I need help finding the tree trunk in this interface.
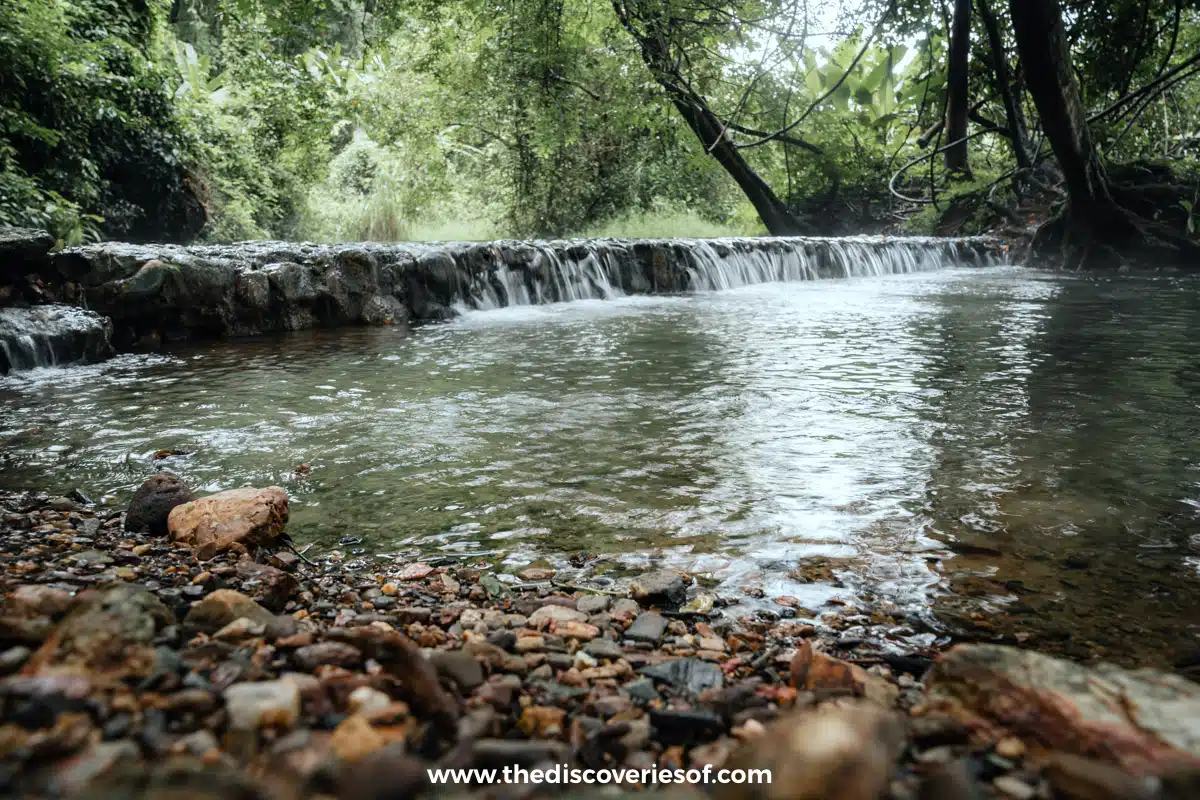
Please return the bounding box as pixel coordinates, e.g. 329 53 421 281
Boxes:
1008 0 1197 268
667 94 807 236
977 0 1031 170
1008 0 1139 266
611 0 809 236
944 0 972 175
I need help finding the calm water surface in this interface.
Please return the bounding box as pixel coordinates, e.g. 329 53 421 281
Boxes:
3 265 1198 665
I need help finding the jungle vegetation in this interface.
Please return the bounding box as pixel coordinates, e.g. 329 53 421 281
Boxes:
1 0 1198 266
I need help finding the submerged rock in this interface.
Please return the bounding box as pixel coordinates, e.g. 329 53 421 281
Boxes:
125 472 194 536
921 644 1200 773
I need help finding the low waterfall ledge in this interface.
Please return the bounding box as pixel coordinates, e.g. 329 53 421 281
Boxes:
3 234 1005 363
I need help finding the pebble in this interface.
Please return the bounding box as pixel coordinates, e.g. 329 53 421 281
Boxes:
993 775 1038 799
576 594 611 614
626 611 669 642
528 604 588 626
223 680 301 731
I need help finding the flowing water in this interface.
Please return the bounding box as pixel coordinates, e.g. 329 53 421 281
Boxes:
2 263 1199 667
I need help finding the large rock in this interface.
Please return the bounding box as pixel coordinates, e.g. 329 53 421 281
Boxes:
0 227 54 283
0 305 114 374
168 486 289 557
125 472 193 536
183 589 276 634
920 644 1200 774
629 570 689 607
716 701 904 800
21 584 172 682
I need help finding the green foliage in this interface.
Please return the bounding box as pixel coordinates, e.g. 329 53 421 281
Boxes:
0 0 201 243
4 0 1198 245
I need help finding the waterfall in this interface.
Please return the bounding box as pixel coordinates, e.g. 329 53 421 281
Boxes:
446 235 1000 311
0 305 114 374
47 233 1005 349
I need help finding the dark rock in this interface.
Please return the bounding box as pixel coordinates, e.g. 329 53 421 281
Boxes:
125 472 193 536
584 638 624 660
641 657 724 694
626 612 668 643
337 744 430 800
649 709 725 746
629 570 688 607
429 648 485 691
620 677 662 703
234 561 299 612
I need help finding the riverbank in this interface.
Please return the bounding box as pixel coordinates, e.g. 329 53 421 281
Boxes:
1 486 1198 799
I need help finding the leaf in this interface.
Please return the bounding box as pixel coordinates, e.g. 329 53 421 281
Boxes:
854 86 874 106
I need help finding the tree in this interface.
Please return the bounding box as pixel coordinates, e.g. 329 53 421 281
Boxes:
943 0 972 175
1009 0 1198 268
610 0 811 235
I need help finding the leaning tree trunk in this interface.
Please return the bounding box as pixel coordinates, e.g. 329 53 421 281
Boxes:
666 94 807 236
1008 0 1151 268
611 0 809 236
944 0 973 175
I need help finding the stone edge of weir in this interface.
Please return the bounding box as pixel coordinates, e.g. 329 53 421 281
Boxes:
0 228 1009 373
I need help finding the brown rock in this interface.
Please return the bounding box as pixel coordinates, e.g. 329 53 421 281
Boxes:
22 584 171 682
7 586 75 618
336 744 430 799
183 589 275 634
1043 753 1161 800
518 568 556 581
294 642 363 671
168 486 289 556
716 701 904 800
125 472 193 536
396 563 432 581
325 627 458 737
331 715 386 763
235 561 299 612
922 644 1200 773
790 640 865 693
519 705 566 738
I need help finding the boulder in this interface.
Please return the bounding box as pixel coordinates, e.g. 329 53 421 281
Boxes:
125 472 193 536
168 486 289 556
21 584 172 682
716 701 904 800
0 227 54 283
920 644 1200 774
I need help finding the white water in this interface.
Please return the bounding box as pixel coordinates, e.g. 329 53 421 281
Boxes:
453 235 996 312
0 305 113 373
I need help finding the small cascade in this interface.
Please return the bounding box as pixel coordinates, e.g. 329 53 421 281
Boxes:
0 305 114 374
49 233 1005 345
445 235 1000 311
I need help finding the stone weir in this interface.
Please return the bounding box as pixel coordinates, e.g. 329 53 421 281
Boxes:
1 234 1004 371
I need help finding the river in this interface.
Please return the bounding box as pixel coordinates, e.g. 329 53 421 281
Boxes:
2 264 1198 667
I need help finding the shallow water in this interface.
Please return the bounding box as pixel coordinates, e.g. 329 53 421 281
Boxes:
3 265 1199 665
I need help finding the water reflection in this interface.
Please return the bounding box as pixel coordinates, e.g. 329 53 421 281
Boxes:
2 266 1198 666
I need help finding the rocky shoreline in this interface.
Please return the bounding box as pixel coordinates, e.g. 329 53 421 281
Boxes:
1 482 1198 800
